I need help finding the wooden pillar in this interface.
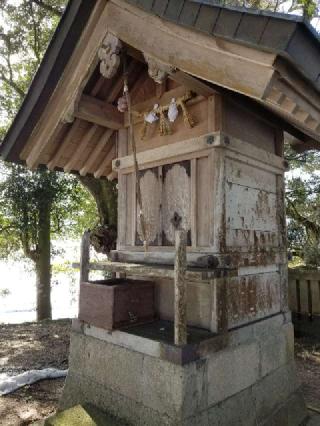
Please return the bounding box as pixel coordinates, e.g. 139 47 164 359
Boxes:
174 230 187 346
80 230 91 284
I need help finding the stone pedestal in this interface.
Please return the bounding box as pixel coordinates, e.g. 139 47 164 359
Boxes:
60 313 307 425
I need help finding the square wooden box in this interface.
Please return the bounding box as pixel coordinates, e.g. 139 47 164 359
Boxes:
79 278 155 330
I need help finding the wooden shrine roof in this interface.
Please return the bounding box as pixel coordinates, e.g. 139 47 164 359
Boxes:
130 0 320 88
1 0 320 170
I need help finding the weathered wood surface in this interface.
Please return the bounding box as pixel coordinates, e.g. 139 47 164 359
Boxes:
227 271 281 328
72 261 236 281
174 230 187 345
113 133 217 172
136 168 160 245
80 230 91 284
225 156 279 251
64 125 99 173
75 95 124 129
80 129 113 176
162 162 191 246
106 0 276 100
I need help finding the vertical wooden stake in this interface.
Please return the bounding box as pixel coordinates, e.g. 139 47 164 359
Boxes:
174 230 187 346
80 230 90 284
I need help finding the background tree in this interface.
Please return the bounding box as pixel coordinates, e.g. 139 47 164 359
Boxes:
0 0 118 239
285 146 320 265
0 164 98 319
0 0 115 318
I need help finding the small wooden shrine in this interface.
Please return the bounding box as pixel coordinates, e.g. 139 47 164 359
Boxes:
2 0 320 424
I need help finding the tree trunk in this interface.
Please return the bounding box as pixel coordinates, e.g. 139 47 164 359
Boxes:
35 201 52 320
77 176 117 227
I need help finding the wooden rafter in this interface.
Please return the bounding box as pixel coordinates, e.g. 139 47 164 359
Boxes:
94 143 116 178
47 119 82 171
80 129 114 176
74 95 124 129
24 0 110 169
64 124 99 173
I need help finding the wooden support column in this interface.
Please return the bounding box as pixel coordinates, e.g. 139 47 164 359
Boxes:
174 230 187 346
80 230 91 284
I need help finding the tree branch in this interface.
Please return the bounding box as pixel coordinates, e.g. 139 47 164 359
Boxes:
0 71 26 99
30 0 63 17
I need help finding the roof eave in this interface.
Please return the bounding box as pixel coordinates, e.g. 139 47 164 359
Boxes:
0 0 97 163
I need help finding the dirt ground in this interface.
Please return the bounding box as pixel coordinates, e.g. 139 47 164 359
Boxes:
0 320 71 425
0 319 320 425
295 335 320 412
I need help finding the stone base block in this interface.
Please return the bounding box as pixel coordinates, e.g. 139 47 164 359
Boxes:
60 314 308 425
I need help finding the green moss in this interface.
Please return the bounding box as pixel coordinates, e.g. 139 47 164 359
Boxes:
46 404 126 426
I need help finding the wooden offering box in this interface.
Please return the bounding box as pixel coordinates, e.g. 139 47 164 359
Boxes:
79 278 155 331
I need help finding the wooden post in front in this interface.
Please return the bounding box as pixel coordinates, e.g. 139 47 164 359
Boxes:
80 230 91 284
174 230 187 346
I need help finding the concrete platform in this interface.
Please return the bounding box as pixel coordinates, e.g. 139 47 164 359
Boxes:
307 412 320 425
60 313 308 425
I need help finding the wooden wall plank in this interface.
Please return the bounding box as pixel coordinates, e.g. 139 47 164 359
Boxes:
191 158 197 248
197 156 210 247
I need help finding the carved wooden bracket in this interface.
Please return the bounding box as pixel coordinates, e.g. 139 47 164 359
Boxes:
143 53 175 84
98 33 122 79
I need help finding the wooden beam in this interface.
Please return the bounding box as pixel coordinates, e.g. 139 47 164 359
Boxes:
94 143 116 178
47 119 82 171
79 129 113 176
74 95 124 129
290 138 320 152
91 75 106 97
72 260 233 281
174 230 187 346
169 70 217 97
64 124 98 173
106 0 275 99
112 132 216 172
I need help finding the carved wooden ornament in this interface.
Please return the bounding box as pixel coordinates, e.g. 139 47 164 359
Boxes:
143 53 175 84
98 33 122 79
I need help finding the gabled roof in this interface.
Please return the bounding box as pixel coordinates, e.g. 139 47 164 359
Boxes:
1 0 320 165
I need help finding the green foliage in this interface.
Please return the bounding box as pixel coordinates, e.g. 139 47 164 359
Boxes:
0 0 66 138
0 0 99 263
285 145 320 266
0 163 98 260
303 244 320 267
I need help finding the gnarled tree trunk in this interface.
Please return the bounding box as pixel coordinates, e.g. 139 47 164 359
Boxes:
78 176 118 253
78 176 117 227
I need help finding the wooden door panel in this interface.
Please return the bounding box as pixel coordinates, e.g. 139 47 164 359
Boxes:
136 167 160 246
162 160 191 246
